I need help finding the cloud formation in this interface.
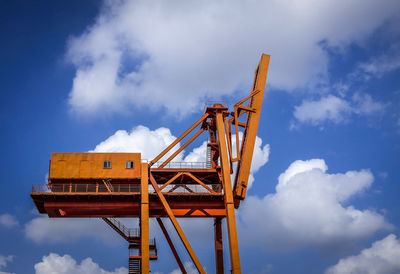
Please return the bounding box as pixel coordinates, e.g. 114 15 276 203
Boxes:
24 217 120 244
238 159 391 250
0 214 18 228
325 234 400 274
66 0 400 116
34 253 127 274
92 125 182 162
0 254 13 270
292 93 386 127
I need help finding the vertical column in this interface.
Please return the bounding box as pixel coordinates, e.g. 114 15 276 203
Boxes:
215 112 241 273
141 163 149 273
214 217 224 274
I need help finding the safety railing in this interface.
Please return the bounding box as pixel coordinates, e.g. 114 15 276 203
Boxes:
159 184 223 194
151 162 209 169
106 217 140 238
129 238 157 256
31 184 141 193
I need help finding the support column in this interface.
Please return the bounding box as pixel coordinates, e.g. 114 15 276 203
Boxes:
216 112 241 273
140 163 149 273
214 217 224 274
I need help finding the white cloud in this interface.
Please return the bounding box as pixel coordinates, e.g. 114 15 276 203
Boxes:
0 214 18 228
24 217 121 244
292 94 386 127
325 234 400 274
34 253 127 274
238 159 391 250
92 125 183 162
0 255 13 269
354 47 400 81
170 261 198 274
66 0 400 116
351 93 387 116
293 95 351 126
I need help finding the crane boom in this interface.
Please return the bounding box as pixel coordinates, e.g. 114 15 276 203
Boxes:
233 54 270 201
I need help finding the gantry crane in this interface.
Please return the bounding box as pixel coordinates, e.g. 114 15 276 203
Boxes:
31 54 270 273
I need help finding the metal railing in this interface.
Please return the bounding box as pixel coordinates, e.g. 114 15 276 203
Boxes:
31 184 141 193
159 184 222 194
151 162 209 169
107 217 140 238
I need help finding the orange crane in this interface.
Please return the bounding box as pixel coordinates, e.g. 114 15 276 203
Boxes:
31 53 270 273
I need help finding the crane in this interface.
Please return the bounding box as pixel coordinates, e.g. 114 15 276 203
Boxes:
31 53 270 273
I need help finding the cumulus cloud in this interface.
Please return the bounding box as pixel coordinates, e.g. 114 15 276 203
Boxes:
24 217 120 244
66 0 400 116
293 95 351 126
292 94 386 127
92 125 182 162
325 234 400 274
238 159 391 250
0 214 18 228
34 253 127 274
0 255 13 269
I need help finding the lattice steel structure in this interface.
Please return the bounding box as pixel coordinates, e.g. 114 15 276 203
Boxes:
31 54 270 273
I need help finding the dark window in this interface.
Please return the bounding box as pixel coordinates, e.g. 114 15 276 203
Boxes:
103 160 111 169
126 161 134 169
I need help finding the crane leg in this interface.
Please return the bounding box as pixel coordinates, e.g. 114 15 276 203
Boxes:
141 163 150 273
216 112 241 274
214 217 224 274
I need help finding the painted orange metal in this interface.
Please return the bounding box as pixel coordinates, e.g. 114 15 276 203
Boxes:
30 54 271 273
216 111 241 273
150 173 206 273
49 153 141 181
233 54 270 201
214 218 224 274
140 163 150 273
156 218 187 274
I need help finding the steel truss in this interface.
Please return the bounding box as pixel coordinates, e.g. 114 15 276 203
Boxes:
31 54 270 273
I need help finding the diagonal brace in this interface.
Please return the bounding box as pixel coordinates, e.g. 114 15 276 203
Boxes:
150 173 205 274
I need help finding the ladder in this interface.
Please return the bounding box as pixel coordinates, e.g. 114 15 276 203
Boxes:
206 145 212 168
129 258 140 274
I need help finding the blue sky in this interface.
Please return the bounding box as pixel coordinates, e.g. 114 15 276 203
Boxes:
1 1 400 273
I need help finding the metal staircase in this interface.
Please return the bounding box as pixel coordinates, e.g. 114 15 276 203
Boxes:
206 145 212 168
129 258 141 274
102 217 157 273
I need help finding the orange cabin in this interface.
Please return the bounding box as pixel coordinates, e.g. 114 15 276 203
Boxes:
49 153 142 184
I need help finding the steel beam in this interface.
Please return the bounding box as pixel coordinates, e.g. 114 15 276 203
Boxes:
216 112 241 273
159 128 205 168
214 218 224 274
233 54 270 200
150 173 205 274
141 163 149 273
156 218 187 274
150 113 208 166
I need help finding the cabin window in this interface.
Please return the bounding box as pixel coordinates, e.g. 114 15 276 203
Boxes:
126 161 134 169
103 160 112 169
